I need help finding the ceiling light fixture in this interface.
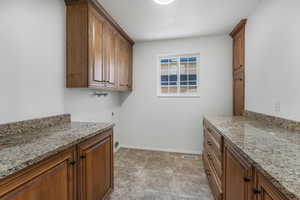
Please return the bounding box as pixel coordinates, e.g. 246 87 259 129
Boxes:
153 0 175 5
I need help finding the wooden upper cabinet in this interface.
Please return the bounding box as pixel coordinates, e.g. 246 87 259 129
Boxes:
65 0 134 91
78 130 113 200
223 143 253 200
230 19 246 116
88 7 105 87
0 148 76 200
115 34 133 91
102 22 116 87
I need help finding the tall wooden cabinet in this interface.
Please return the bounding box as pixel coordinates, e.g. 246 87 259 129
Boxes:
230 19 247 116
65 0 134 91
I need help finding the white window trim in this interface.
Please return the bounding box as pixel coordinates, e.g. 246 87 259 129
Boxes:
157 53 200 98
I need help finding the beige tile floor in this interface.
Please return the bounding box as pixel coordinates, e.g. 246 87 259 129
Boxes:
108 148 214 200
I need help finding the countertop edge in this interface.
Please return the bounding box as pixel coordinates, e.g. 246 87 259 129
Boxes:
204 117 299 200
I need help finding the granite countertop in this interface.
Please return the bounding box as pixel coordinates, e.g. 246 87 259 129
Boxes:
0 119 114 179
205 115 300 200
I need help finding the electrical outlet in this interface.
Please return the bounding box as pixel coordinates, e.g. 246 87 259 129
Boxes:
275 101 281 113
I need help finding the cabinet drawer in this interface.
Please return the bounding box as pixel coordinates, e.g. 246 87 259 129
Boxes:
204 120 222 148
205 144 222 179
203 152 222 200
204 130 222 161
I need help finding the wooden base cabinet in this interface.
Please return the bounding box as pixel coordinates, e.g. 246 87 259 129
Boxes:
78 130 113 200
255 172 288 200
203 120 223 200
203 119 291 200
223 143 254 200
0 148 77 200
0 129 114 200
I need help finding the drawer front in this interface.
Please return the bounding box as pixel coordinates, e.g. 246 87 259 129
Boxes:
205 143 222 179
204 130 222 161
204 120 222 145
203 152 222 200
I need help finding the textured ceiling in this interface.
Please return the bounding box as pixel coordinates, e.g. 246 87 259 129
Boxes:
98 0 261 41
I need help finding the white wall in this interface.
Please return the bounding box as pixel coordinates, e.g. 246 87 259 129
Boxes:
64 89 122 148
0 0 121 136
0 0 233 154
119 36 232 154
245 0 300 121
0 0 65 123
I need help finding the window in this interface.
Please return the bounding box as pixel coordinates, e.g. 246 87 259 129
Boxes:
157 54 200 97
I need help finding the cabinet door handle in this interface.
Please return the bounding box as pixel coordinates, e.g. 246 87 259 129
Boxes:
205 169 211 176
120 84 129 86
252 188 261 195
69 161 76 166
244 177 252 182
80 155 86 159
207 153 212 160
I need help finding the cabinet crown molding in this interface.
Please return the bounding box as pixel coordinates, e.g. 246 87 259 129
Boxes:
230 19 247 38
64 0 134 45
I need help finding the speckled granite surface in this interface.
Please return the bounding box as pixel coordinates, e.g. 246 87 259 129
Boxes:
0 115 114 179
0 114 71 136
245 110 300 132
205 115 300 200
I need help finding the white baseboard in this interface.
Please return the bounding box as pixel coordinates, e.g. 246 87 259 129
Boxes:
114 145 121 153
119 145 202 155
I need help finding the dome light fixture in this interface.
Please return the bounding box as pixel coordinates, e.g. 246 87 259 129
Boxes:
153 0 175 5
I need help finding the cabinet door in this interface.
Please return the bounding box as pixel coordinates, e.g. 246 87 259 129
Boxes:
78 131 113 200
256 172 288 200
233 71 244 116
116 35 132 91
223 144 253 200
0 149 76 200
231 21 245 116
103 22 116 87
233 29 245 72
88 7 105 87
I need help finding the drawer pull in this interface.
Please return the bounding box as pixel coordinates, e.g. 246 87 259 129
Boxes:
80 155 86 159
69 161 76 166
244 177 252 182
207 153 212 160
205 169 211 176
252 188 261 195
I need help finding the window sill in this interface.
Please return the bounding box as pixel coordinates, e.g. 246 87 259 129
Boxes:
157 94 200 98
